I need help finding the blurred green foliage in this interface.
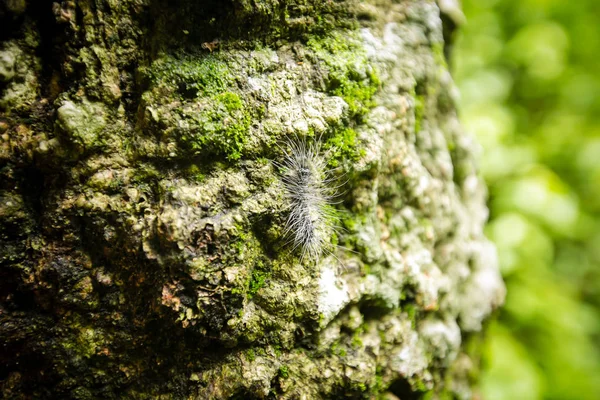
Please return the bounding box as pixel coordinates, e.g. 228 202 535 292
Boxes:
453 0 600 399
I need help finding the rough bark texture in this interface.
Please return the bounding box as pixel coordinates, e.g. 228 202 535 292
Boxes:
0 0 505 398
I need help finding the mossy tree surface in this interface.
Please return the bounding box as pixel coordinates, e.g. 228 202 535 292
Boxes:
0 0 504 399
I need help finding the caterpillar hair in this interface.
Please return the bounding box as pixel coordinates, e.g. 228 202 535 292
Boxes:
275 135 343 263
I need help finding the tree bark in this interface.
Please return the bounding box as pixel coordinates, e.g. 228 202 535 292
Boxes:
0 0 505 398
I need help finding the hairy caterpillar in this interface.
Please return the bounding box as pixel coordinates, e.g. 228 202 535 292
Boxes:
275 136 343 262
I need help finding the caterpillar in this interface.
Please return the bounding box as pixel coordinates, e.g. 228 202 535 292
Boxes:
276 136 342 262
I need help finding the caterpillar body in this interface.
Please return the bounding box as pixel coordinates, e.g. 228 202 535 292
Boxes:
276 137 341 262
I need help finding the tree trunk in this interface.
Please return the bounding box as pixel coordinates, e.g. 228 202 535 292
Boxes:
0 0 505 398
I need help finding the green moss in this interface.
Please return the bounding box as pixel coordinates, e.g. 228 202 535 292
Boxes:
255 347 267 357
351 334 363 348
374 369 385 394
324 127 365 167
305 31 379 173
246 348 256 361
145 54 234 97
131 166 158 183
185 165 206 183
362 264 372 275
218 92 243 112
329 70 379 119
351 323 366 348
342 216 357 231
412 377 430 393
307 31 380 121
248 260 271 298
62 327 104 360
330 340 348 357
330 340 339 353
403 304 418 329
180 92 251 161
318 313 326 325
144 52 257 161
278 365 290 379
414 94 425 133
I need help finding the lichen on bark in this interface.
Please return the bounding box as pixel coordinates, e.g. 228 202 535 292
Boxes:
0 0 504 399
